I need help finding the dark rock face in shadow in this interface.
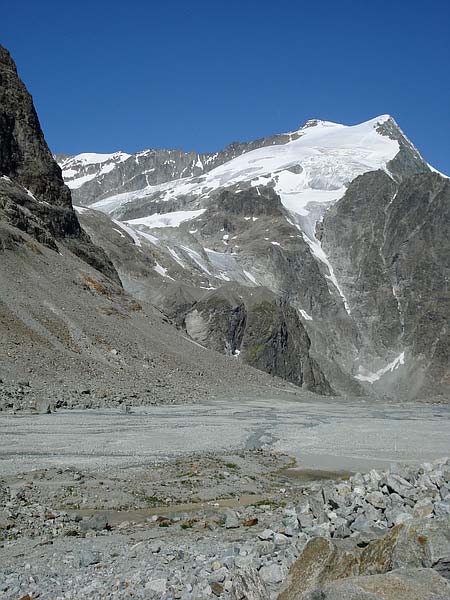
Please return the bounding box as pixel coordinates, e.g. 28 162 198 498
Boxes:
0 45 119 283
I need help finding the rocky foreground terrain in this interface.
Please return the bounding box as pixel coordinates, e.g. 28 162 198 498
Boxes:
2 450 450 599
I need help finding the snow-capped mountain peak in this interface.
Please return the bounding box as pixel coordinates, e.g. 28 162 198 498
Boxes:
58 151 131 190
69 115 407 320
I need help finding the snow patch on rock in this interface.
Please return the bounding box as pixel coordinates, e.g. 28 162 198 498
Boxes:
125 209 206 229
356 352 406 383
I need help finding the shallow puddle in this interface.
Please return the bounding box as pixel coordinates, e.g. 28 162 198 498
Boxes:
69 493 267 524
282 467 352 482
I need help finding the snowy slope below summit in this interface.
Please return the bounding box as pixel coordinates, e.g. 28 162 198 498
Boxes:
89 115 399 220
68 116 403 311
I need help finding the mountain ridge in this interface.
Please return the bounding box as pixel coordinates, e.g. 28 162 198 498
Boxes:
59 112 450 399
59 114 429 209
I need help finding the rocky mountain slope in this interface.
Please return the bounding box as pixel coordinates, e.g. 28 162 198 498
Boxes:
59 114 450 399
0 44 308 408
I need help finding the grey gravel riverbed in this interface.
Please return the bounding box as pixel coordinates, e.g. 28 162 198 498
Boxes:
1 397 450 476
1 397 450 600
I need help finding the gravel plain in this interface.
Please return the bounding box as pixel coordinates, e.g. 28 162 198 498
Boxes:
1 397 450 476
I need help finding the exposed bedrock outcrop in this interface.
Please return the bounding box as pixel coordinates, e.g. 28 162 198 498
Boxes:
178 284 334 395
0 45 119 282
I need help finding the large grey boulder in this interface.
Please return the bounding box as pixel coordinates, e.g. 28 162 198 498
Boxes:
385 474 415 498
278 537 360 600
435 501 450 518
230 566 269 600
302 568 450 600
259 563 284 584
77 549 101 567
79 512 109 532
366 491 386 509
390 517 450 576
279 517 450 599
224 510 240 529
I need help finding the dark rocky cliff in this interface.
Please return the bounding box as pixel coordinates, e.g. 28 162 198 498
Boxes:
180 284 334 395
0 45 119 282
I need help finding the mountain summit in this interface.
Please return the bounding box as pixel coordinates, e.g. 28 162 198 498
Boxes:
59 114 404 208
58 113 450 399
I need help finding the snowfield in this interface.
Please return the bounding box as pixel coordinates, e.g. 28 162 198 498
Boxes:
125 209 206 229
89 115 399 219
86 117 399 314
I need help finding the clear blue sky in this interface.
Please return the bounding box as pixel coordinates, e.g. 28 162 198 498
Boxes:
2 0 449 173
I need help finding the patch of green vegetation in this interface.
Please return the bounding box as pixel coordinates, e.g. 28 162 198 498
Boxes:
245 343 265 363
204 296 230 308
132 491 168 507
224 462 239 471
271 456 297 475
253 301 277 316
